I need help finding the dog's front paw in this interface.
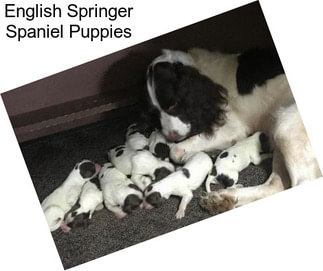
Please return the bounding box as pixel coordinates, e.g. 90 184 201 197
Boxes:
175 209 186 219
200 189 237 215
115 212 127 219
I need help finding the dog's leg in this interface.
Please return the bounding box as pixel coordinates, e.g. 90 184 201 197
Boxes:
175 192 193 219
95 203 104 211
131 174 151 191
106 205 127 219
251 153 273 166
66 188 82 207
273 105 322 187
200 149 287 215
171 121 248 164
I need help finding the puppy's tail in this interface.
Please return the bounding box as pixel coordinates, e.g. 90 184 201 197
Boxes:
205 165 218 192
205 175 216 193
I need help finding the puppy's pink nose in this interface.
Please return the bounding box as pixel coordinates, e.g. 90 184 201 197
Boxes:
95 164 101 173
166 131 181 142
142 199 153 210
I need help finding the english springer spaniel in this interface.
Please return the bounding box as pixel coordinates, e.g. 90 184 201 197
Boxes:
145 48 321 214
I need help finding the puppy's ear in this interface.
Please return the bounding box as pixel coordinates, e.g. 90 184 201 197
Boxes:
146 192 163 208
123 194 142 214
154 167 172 181
79 161 96 178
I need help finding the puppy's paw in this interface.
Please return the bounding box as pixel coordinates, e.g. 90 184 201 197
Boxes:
175 209 186 219
115 212 127 219
60 222 71 233
200 190 237 215
95 203 104 211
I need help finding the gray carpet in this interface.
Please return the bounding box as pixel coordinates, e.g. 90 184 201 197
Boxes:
20 105 272 269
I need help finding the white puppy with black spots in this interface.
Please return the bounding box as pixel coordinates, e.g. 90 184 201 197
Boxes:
125 123 150 151
64 177 104 230
108 145 136 176
99 163 143 218
205 131 272 192
131 150 175 191
142 152 213 219
41 160 101 232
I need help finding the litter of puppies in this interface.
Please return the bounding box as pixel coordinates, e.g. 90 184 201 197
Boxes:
41 123 272 232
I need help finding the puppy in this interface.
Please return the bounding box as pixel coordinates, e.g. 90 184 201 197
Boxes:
107 145 136 176
125 123 150 151
131 150 175 191
64 177 104 230
148 129 174 161
205 131 272 192
99 163 143 218
41 160 101 232
142 152 213 219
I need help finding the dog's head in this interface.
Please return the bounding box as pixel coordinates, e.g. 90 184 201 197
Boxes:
142 184 164 209
66 211 91 229
122 193 143 214
146 49 228 142
73 160 101 180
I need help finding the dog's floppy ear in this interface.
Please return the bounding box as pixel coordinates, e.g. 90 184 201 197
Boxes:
79 161 96 179
145 192 163 208
178 67 228 135
123 194 142 214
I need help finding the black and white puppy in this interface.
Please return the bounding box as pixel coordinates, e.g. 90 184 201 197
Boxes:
125 123 150 151
205 131 272 192
131 150 175 191
99 163 143 218
142 152 212 219
108 145 136 176
64 177 104 230
41 160 101 232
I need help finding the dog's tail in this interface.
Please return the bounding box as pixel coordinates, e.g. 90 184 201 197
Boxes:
204 164 218 192
205 175 216 193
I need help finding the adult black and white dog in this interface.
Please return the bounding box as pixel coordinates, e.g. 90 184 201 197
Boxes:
145 48 321 214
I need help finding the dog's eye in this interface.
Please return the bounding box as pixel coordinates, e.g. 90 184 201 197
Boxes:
166 102 179 115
